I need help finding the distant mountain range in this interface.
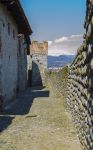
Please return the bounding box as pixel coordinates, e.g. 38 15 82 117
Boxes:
48 55 75 68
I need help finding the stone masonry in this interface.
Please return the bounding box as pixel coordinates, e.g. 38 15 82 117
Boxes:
0 4 19 105
17 34 28 92
67 0 93 149
30 41 48 86
0 1 32 106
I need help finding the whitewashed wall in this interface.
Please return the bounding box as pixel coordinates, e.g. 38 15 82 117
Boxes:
0 4 18 105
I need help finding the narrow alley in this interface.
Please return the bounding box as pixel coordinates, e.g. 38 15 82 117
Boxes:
0 85 82 150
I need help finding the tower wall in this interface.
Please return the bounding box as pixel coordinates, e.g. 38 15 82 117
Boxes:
30 41 48 86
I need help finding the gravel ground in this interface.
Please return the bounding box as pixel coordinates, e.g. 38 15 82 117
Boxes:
0 86 82 150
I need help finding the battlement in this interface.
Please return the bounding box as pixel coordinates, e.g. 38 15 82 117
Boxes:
30 41 48 55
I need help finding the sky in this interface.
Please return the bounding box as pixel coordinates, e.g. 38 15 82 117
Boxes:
20 0 86 56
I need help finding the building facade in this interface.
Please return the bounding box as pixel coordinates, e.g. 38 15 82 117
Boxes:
0 0 32 106
30 41 48 86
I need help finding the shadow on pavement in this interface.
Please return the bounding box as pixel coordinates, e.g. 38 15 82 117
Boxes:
0 87 50 132
0 116 14 132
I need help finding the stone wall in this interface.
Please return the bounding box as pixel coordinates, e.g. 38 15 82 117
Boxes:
46 1 93 149
27 55 32 86
0 4 18 105
0 4 28 105
67 0 93 149
17 34 27 92
31 41 48 86
30 41 48 55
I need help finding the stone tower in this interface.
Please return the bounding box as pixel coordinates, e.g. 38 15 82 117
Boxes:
30 41 48 86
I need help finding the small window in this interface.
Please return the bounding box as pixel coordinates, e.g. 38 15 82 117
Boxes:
13 29 15 39
0 37 1 53
18 40 21 56
24 49 26 58
3 23 5 28
8 23 10 35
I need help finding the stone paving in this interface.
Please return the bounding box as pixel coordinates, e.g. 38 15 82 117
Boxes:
0 86 82 150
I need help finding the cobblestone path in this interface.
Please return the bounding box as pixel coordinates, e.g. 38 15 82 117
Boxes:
0 86 82 150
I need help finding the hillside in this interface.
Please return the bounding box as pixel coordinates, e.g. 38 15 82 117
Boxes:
48 55 75 68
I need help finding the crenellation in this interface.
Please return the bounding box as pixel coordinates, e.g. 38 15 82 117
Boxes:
30 41 48 55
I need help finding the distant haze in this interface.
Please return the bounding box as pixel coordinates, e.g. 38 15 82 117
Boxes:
48 55 75 68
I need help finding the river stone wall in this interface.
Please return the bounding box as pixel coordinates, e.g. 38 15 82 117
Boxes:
47 1 93 149
67 0 93 149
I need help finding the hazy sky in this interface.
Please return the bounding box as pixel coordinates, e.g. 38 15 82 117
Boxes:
20 0 86 56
